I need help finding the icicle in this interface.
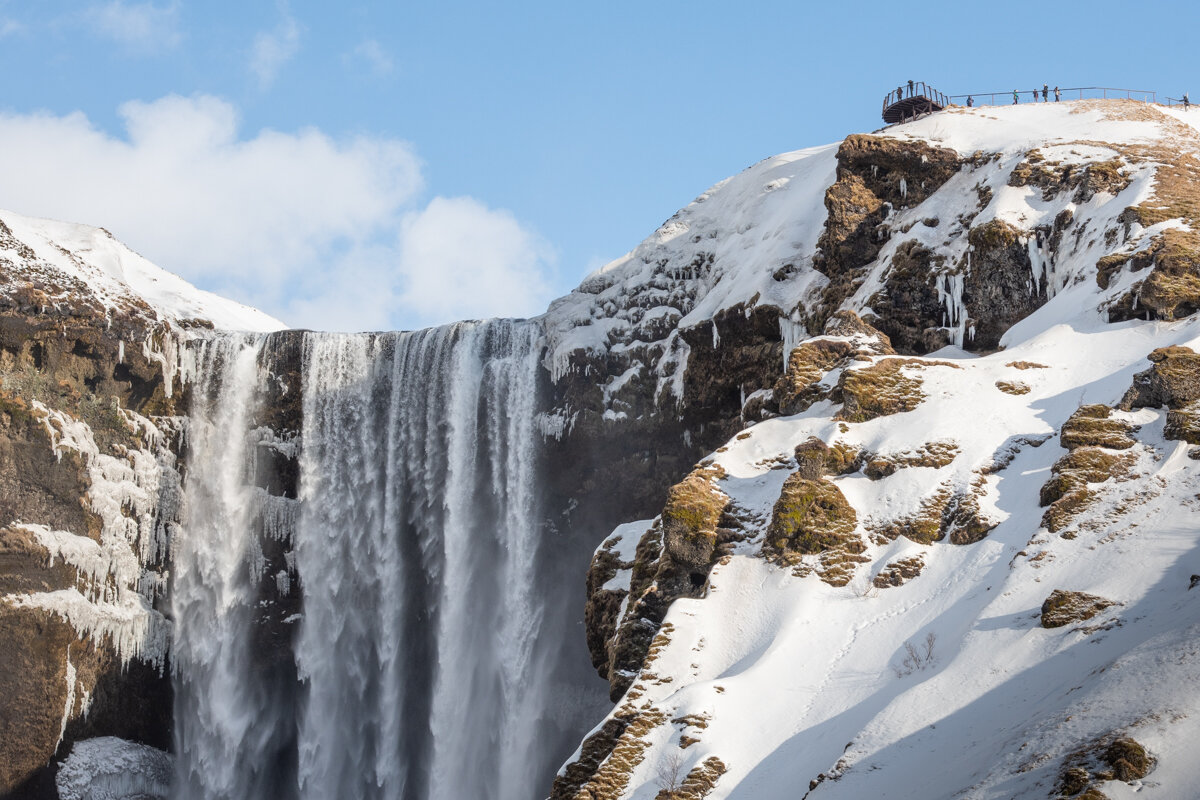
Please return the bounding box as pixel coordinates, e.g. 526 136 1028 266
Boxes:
899 178 908 200
58 647 77 750
778 313 807 371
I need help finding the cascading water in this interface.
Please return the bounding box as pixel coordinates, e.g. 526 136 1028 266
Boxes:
171 319 555 800
171 334 296 800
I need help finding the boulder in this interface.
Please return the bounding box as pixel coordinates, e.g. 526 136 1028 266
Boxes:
1041 589 1117 628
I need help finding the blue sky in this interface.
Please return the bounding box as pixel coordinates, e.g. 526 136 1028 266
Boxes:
0 0 1193 330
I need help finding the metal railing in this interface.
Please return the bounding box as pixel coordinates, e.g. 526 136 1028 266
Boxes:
947 86 1156 107
881 81 950 116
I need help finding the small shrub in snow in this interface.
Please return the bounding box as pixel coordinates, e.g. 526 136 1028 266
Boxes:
891 632 937 677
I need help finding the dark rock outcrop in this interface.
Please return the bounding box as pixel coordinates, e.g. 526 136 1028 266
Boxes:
0 290 185 796
961 220 1046 351
813 134 962 329
866 240 952 354
589 466 731 701
762 473 858 559
773 312 894 416
1040 589 1117 628
836 357 956 423
1119 345 1200 411
872 554 925 588
1059 404 1137 450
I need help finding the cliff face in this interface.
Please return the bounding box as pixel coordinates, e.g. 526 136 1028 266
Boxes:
558 101 1200 800
0 323 174 797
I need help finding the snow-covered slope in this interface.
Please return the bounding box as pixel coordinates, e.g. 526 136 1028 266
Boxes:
559 101 1200 800
0 209 283 332
543 101 1200 411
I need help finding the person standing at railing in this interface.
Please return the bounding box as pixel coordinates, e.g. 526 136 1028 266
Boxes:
1054 86 1061 102
1043 84 1049 101
967 95 974 107
897 84 904 104
1013 89 1019 105
908 79 914 97
1185 93 1191 110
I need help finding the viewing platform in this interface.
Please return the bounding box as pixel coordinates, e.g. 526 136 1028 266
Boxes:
883 84 1172 124
882 82 948 124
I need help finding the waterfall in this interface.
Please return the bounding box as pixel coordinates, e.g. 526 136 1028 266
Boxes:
172 319 552 800
172 334 295 800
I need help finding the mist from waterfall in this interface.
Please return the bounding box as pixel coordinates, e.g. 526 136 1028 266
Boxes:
170 320 557 800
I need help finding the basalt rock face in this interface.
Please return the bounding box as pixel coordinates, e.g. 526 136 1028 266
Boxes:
864 239 952 354
598 468 731 701
814 134 962 333
0 307 176 797
961 219 1045 351
543 302 785 534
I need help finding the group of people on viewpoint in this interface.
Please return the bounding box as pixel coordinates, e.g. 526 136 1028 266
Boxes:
898 82 1191 112
960 84 1059 108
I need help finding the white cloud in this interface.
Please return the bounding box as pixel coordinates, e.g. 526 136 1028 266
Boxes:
250 10 301 89
86 1 181 51
0 18 24 38
395 197 556 326
347 39 393 77
0 95 557 331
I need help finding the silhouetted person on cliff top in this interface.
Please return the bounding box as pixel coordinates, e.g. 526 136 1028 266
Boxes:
908 79 914 97
1043 84 1049 101
1013 89 1019 105
1054 86 1061 102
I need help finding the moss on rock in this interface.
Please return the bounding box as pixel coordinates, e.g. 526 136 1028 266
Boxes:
553 705 669 800
773 312 895 416
869 481 994 546
655 756 728 800
1165 400 1200 444
600 466 731 700
862 440 959 479
1104 737 1152 781
836 358 956 423
1059 404 1137 450
1041 589 1117 628
1056 732 1154 799
763 473 859 559
995 380 1030 395
1120 345 1200 411
792 436 864 480
1039 446 1135 532
1107 230 1200 321
660 468 729 571
872 554 926 588
1010 152 1129 203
